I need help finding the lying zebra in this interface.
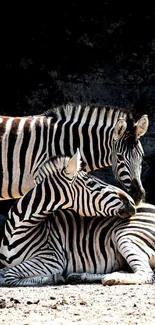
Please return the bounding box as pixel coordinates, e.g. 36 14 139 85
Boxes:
0 149 135 283
0 201 155 286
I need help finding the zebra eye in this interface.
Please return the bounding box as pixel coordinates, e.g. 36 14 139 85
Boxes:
87 180 98 188
117 154 124 162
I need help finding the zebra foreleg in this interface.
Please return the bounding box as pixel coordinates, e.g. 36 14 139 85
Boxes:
101 270 155 285
102 240 155 285
66 272 105 284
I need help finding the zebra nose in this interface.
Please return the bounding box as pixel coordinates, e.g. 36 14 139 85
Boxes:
130 178 145 205
118 193 136 218
118 204 136 219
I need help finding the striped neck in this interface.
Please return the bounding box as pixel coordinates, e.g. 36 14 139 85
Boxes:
46 104 129 171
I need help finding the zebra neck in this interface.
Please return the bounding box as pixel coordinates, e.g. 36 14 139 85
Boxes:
47 105 125 171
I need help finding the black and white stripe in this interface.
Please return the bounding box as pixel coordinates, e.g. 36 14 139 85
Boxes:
0 105 148 203
0 202 155 286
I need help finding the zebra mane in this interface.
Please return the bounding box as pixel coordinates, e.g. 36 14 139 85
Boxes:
43 103 132 118
43 103 136 136
34 154 83 185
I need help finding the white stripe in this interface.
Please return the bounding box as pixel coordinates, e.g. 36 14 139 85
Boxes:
96 108 105 168
69 105 81 156
51 113 62 156
88 108 98 170
34 181 46 215
1 117 14 198
21 117 38 194
59 109 72 155
30 116 47 174
12 117 28 197
78 107 90 169
23 186 37 219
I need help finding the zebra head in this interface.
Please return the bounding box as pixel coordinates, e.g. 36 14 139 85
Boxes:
111 114 149 205
78 176 136 219
37 149 136 219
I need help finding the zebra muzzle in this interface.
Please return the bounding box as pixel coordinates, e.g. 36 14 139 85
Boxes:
118 204 136 219
117 192 136 219
130 178 146 205
118 193 136 218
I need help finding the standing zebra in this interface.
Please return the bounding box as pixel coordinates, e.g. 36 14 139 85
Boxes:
0 149 136 273
0 202 155 286
0 104 148 204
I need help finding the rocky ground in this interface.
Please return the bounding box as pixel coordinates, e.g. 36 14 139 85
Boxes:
0 283 155 325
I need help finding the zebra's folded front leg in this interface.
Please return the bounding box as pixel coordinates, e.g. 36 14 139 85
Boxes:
66 272 105 284
102 238 155 285
101 270 154 285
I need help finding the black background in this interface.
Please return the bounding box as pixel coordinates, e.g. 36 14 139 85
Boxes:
0 2 155 216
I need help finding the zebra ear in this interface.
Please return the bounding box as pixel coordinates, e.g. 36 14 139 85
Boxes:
113 119 127 141
65 149 82 176
135 115 149 137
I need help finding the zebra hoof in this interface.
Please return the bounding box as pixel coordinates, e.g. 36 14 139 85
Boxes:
101 276 119 286
53 274 66 285
66 273 85 284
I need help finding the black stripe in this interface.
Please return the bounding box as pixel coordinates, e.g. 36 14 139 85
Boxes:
0 120 6 198
30 119 42 173
64 108 75 156
7 119 19 198
19 120 31 196
72 107 83 155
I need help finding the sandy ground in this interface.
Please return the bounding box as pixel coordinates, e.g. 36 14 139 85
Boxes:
0 283 155 325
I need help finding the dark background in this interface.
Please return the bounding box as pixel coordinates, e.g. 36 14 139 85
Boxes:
0 2 155 216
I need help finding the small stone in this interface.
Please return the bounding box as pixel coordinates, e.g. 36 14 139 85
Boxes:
79 300 88 306
50 296 56 300
0 300 6 308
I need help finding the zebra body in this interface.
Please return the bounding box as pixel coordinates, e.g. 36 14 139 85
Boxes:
0 202 155 286
0 150 136 269
0 105 148 203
